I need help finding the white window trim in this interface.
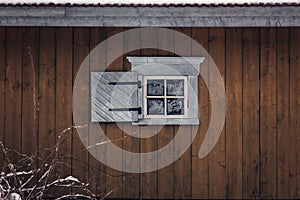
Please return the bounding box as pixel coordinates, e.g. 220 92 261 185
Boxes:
128 56 204 125
143 76 188 119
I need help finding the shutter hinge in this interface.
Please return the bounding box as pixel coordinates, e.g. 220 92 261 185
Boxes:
108 80 141 88
109 107 142 115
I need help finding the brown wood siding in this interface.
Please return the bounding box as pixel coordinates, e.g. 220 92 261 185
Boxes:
89 27 107 197
0 27 299 199
72 27 90 194
38 27 57 196
290 27 300 199
140 28 158 199
156 28 174 199
208 28 226 198
242 28 260 198
55 27 73 196
192 27 209 199
105 27 124 198
0 27 5 168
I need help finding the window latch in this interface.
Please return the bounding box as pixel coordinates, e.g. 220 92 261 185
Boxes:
108 80 141 88
109 107 142 115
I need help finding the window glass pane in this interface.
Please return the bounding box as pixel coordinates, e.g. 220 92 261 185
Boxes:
147 79 164 96
147 98 165 115
166 79 184 96
167 98 184 115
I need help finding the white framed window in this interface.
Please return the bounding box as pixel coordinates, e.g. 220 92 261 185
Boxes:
143 76 188 119
91 56 204 125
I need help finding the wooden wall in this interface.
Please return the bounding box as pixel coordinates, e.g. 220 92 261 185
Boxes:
0 27 299 199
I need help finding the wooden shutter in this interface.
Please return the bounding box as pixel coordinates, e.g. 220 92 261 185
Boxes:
91 72 140 122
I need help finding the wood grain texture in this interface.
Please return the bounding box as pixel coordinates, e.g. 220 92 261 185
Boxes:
208 27 226 198
260 28 277 199
38 27 56 196
156 27 174 199
139 130 157 199
22 27 39 157
105 27 124 198
5 27 22 163
289 27 300 199
173 27 192 199
242 28 260 198
276 28 290 199
72 27 89 193
139 27 157 199
55 27 73 196
122 124 140 198
122 27 140 199
225 28 243 198
39 27 56 160
0 27 5 167
89 27 107 197
191 27 209 199
21 27 39 189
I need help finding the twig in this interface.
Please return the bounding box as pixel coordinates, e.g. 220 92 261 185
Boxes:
0 123 125 199
0 142 22 190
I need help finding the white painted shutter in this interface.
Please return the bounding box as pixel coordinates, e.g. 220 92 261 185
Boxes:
91 72 140 122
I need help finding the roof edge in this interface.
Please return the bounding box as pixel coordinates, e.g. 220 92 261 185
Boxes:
0 2 300 7
0 5 300 27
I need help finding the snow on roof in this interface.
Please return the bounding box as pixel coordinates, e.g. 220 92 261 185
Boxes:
1 0 300 5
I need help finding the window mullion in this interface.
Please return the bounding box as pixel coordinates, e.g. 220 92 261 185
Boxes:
164 79 167 116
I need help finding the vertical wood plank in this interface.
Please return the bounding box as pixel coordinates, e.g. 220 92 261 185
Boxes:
105 27 124 198
122 129 140 198
208 27 226 198
290 27 300 199
156 28 174 199
72 27 89 192
225 28 243 198
5 27 22 163
55 27 73 195
173 27 192 199
22 28 39 157
38 27 56 196
139 128 158 199
260 28 277 198
191 27 209 199
89 27 107 197
21 27 39 189
242 28 260 198
0 27 5 167
139 28 158 199
122 27 140 199
276 28 290 199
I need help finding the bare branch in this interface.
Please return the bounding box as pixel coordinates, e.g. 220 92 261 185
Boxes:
1 42 124 200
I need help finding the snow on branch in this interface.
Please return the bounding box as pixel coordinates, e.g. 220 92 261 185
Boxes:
0 124 124 199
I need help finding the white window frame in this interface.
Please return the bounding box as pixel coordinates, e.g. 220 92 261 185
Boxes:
127 56 204 125
143 76 188 119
